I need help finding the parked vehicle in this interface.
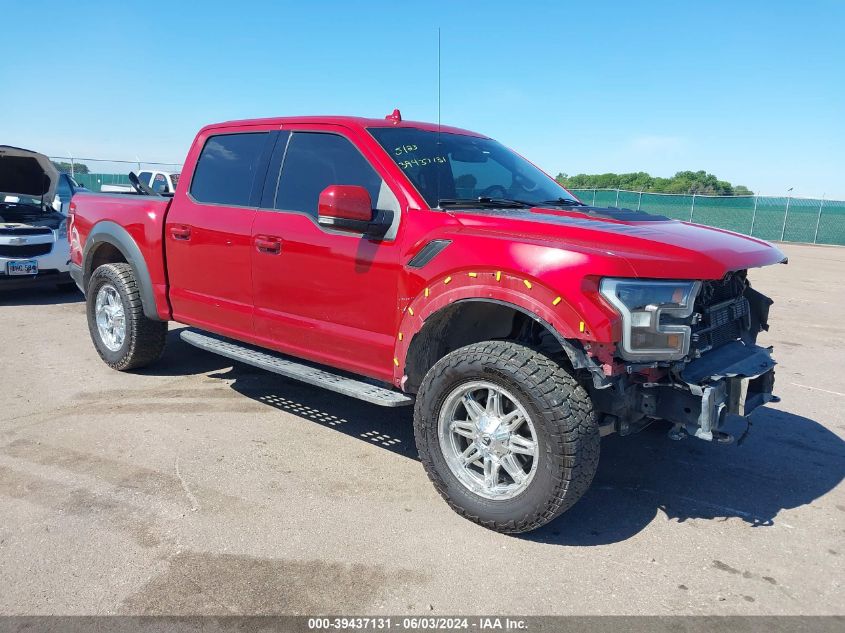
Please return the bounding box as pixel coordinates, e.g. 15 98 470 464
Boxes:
0 145 81 290
101 170 179 195
68 112 785 533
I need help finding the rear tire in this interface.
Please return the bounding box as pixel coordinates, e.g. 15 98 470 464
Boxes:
86 263 167 370
414 341 599 534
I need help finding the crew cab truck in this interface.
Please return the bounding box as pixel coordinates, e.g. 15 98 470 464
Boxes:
68 111 785 533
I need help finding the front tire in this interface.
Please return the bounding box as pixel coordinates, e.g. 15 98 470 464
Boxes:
414 341 599 534
86 263 167 370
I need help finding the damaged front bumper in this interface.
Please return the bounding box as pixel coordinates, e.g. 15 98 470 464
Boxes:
654 341 777 440
597 341 778 442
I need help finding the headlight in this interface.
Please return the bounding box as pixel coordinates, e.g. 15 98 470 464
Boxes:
57 219 68 240
599 278 701 361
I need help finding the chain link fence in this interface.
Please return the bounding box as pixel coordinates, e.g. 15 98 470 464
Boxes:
49 157 183 193
45 156 843 247
569 189 845 246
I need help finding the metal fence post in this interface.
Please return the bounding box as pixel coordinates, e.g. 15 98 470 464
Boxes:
780 196 791 241
750 195 759 235
813 195 825 244
592 188 597 205
689 193 696 222
615 189 620 207
637 190 643 211
69 153 74 178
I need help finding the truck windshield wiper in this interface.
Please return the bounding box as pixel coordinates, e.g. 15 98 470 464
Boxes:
438 197 534 209
537 198 586 207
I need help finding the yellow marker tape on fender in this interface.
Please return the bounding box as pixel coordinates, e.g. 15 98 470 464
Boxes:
553 296 562 306
579 321 586 333
523 280 533 290
393 358 400 367
398 332 403 341
424 287 430 297
468 272 478 278
444 276 452 284
495 271 502 282
408 307 414 316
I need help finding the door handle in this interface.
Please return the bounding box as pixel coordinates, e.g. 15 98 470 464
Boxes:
255 236 282 254
170 225 191 240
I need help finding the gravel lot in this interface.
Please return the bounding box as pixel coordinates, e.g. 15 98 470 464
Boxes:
0 243 843 616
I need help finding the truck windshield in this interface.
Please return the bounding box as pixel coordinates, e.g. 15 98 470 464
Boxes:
368 127 579 209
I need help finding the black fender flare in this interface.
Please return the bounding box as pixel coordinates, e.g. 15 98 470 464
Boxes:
82 221 161 321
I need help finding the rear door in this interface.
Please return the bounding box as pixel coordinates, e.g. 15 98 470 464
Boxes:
250 125 405 381
165 127 276 337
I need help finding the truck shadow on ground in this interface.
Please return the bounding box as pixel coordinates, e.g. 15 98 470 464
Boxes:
155 337 845 546
0 286 83 306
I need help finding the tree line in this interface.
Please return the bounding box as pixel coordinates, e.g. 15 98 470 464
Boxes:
51 161 90 174
556 170 753 196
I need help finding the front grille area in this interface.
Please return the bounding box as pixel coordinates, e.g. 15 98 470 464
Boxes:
691 272 749 355
0 243 52 257
0 227 53 236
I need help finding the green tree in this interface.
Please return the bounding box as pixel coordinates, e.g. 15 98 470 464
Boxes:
51 161 90 175
556 170 753 196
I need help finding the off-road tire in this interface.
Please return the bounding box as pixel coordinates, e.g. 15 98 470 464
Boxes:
414 341 599 534
86 263 167 370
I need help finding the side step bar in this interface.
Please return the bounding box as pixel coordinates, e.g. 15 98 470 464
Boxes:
179 329 414 408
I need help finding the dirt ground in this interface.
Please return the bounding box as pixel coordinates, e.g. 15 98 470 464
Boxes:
0 242 842 615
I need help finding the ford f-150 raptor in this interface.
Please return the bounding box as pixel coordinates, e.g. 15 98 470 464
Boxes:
68 111 784 533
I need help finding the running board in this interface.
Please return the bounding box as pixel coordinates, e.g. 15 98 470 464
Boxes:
179 329 413 408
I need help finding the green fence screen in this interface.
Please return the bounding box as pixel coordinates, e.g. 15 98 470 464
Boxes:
73 173 132 191
569 189 845 246
65 173 844 247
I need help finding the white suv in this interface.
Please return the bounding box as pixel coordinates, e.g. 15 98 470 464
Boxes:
0 146 80 291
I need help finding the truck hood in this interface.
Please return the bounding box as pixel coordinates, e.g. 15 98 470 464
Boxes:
451 205 787 279
0 145 58 207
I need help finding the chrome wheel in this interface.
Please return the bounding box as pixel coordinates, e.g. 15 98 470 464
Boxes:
95 284 126 352
438 381 538 500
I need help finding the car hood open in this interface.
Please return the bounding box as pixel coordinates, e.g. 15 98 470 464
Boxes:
0 145 59 206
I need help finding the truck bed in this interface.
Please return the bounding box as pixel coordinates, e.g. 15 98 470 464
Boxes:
69 191 172 319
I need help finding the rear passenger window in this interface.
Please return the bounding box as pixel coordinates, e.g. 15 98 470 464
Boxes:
275 132 383 217
190 133 268 206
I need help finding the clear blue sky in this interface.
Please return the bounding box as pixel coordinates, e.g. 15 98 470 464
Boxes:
2 0 843 198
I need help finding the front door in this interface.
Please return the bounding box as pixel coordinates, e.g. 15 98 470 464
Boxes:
165 129 274 337
250 127 404 382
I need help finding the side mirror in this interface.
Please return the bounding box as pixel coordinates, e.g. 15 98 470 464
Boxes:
317 185 392 239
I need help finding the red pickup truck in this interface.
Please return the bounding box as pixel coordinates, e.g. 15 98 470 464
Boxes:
68 111 785 533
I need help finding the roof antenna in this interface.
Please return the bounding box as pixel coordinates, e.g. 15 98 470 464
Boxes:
437 27 442 141
436 26 442 206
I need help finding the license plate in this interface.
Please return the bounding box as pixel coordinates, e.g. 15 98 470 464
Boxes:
6 260 38 276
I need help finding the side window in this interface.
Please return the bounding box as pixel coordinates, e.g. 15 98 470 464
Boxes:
54 174 72 212
274 132 383 217
190 132 268 206
151 173 169 193
56 174 72 200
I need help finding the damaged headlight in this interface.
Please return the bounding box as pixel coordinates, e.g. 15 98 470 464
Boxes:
599 278 702 361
